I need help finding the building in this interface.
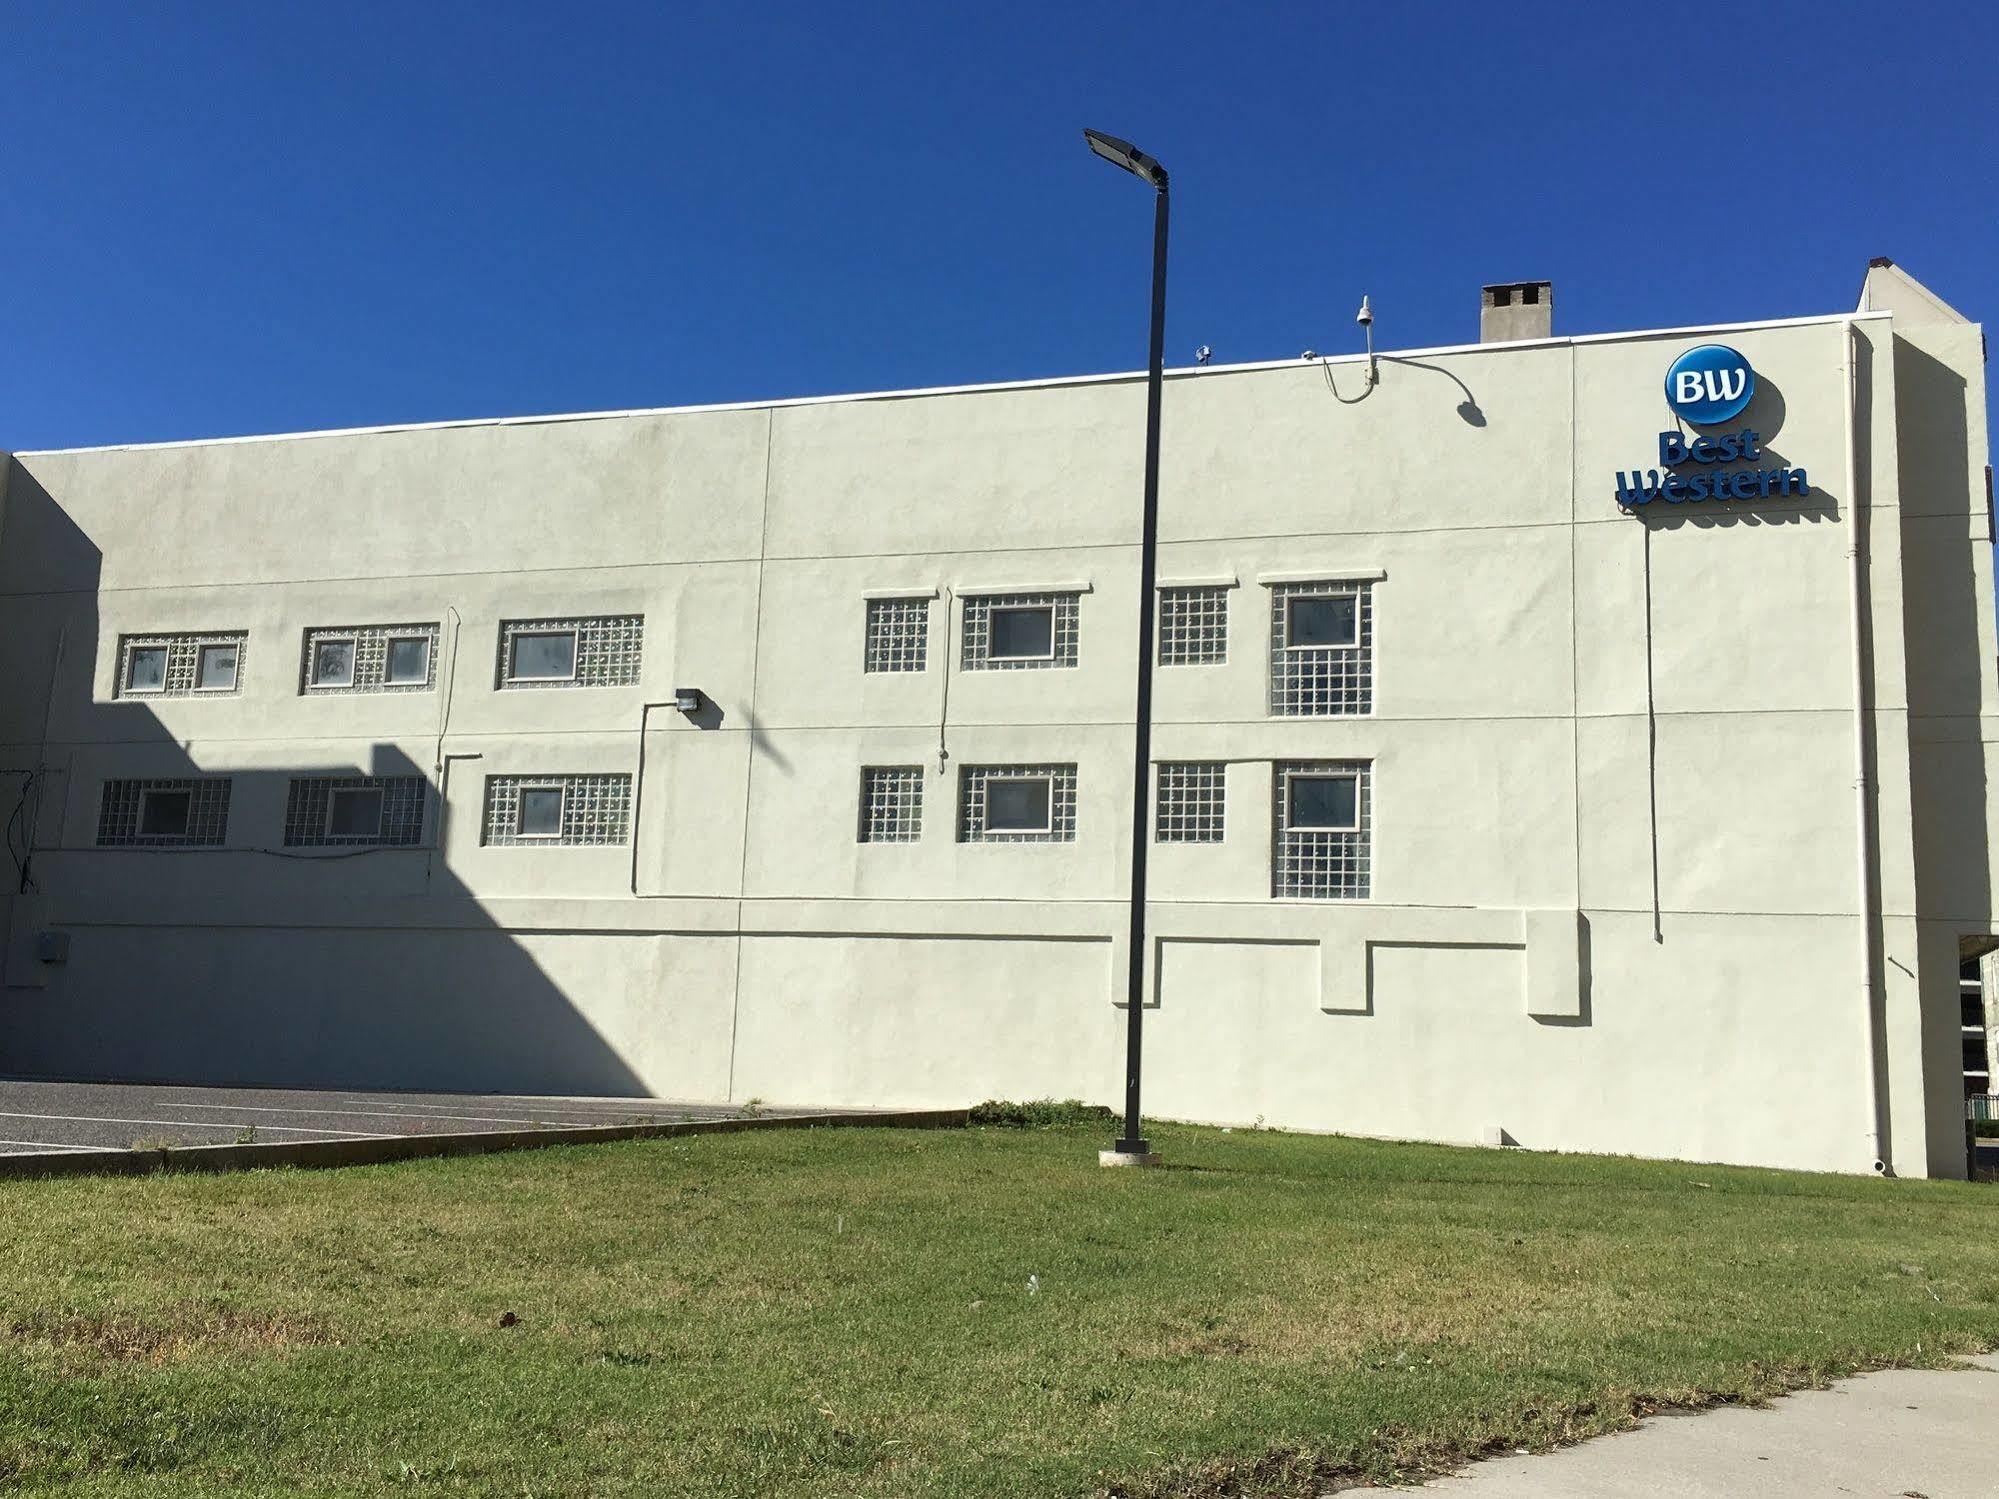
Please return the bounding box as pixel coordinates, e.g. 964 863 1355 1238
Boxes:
0 260 1992 1178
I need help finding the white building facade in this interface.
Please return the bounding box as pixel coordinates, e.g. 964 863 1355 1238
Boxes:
1 260 1992 1177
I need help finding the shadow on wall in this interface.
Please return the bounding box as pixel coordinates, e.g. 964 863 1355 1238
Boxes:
0 458 652 1097
1892 337 1992 1162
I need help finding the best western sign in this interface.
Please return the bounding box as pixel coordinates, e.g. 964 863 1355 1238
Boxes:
1615 344 1810 507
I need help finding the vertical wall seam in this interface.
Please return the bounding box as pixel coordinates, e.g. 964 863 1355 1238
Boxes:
1642 519 1661 943
725 407 776 1102
1569 344 1584 915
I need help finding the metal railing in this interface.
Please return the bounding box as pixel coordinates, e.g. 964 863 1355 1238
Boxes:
1970 1094 1999 1123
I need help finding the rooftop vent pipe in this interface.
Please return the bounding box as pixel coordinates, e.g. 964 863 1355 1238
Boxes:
1481 280 1552 342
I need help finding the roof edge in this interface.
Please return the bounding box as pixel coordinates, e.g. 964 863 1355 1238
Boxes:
14 308 1894 460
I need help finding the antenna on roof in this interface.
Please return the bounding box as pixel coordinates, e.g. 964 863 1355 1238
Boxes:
1194 345 1212 365
1356 295 1378 386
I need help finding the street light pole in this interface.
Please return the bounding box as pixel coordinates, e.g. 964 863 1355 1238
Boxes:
1083 129 1169 1167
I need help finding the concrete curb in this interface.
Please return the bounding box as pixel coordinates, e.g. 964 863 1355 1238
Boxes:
0 1107 971 1181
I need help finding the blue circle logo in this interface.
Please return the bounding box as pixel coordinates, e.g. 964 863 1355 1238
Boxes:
1664 344 1755 426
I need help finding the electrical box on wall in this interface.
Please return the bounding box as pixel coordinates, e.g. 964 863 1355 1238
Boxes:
36 931 70 965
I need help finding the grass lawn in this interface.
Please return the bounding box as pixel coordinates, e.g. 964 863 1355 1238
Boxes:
2 1118 1996 1498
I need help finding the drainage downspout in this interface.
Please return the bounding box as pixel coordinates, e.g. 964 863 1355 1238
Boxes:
1844 317 1889 1175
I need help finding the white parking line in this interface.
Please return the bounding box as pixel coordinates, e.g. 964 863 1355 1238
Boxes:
0 1111 380 1139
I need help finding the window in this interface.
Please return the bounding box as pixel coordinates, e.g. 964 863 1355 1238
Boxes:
509 631 576 682
327 787 384 839
385 636 432 686
301 624 441 694
1272 761 1371 899
958 764 1077 843
311 639 357 688
1285 772 1359 831
97 778 232 847
125 646 168 694
986 777 1052 833
195 643 239 691
115 632 248 699
517 786 565 838
1269 581 1373 715
284 776 426 847
858 766 924 843
988 606 1055 662
497 615 644 689
863 598 929 673
961 592 1080 670
1155 762 1225 843
481 774 633 846
1286 596 1358 650
1158 586 1228 666
141 790 192 838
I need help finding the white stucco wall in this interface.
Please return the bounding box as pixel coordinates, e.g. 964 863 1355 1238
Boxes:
0 271 1991 1177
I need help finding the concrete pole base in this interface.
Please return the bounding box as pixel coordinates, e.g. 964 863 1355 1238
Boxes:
1098 1149 1162 1168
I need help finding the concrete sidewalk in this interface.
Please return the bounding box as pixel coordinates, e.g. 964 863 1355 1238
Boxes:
1344 1353 1999 1498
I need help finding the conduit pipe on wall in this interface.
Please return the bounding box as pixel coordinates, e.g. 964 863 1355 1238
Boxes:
1844 317 1890 1175
628 702 678 897
936 587 954 774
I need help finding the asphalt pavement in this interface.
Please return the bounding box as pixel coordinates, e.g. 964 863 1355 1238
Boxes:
0 1078 826 1155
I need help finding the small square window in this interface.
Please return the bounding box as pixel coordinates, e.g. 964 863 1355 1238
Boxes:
517 786 566 838
1286 773 1359 831
509 631 578 682
385 637 431 685
858 766 924 843
195 643 240 691
139 789 193 838
311 639 357 688
985 777 1053 833
326 787 385 839
988 606 1056 661
1286 596 1358 650
125 646 168 694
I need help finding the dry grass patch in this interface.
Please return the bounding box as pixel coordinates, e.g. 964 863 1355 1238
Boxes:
5 1301 336 1366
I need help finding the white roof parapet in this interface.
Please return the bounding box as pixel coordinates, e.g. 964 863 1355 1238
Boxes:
15 309 1894 460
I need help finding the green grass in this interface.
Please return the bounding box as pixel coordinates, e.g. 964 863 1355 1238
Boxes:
1 1120 1995 1498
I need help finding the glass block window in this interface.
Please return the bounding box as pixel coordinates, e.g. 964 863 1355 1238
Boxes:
858 766 924 843
1158 586 1228 666
96 778 233 847
481 774 633 846
496 615 644 689
1156 761 1225 843
958 764 1078 843
1269 581 1373 715
116 632 248 699
960 592 1080 670
300 624 440 694
1272 760 1371 899
863 598 929 674
283 776 427 847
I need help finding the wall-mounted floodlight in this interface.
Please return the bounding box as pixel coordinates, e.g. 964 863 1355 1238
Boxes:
673 687 705 715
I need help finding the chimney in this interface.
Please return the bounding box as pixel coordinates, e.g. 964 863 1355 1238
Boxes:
1480 280 1552 342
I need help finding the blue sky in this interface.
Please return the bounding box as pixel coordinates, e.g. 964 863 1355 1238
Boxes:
4 1 1995 451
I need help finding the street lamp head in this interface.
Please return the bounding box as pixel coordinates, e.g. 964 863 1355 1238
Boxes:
1083 128 1167 189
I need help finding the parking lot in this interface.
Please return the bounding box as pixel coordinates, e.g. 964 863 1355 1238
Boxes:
0 1078 829 1156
